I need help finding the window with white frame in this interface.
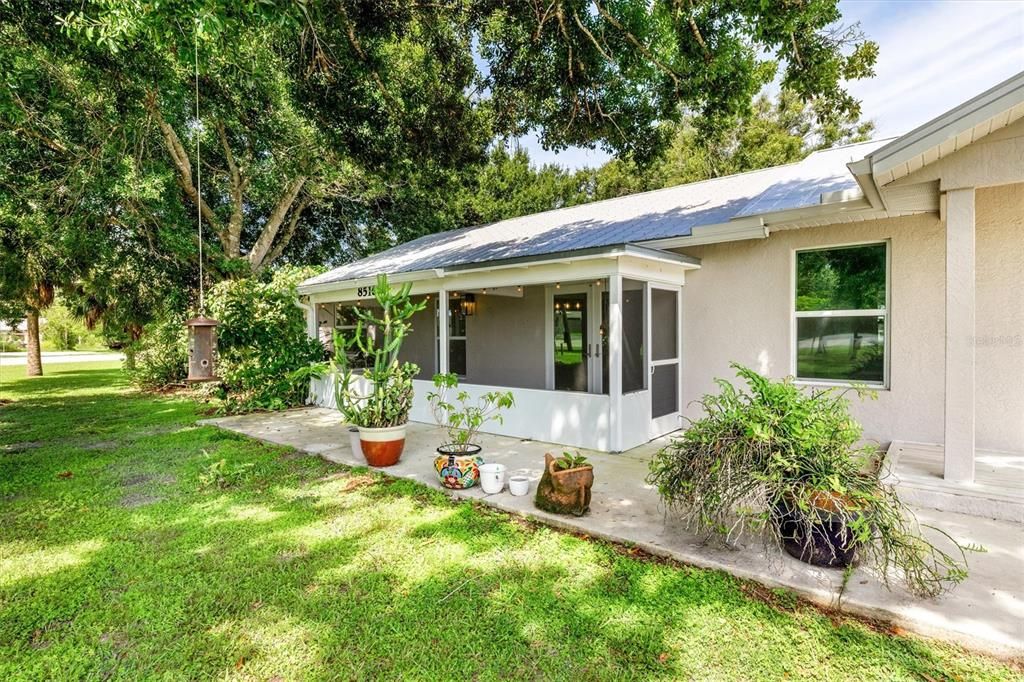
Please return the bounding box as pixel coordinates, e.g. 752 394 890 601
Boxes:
448 296 467 377
794 242 888 385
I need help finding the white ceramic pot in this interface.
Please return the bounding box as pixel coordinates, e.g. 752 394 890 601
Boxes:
508 475 530 497
479 462 507 494
347 426 362 457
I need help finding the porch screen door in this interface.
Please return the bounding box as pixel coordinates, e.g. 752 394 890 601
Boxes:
649 285 681 435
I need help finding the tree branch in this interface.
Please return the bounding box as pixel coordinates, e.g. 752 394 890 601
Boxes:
216 120 245 256
145 93 226 247
263 195 311 268
594 1 681 89
248 175 308 271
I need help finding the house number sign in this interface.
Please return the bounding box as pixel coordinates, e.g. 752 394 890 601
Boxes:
356 286 374 298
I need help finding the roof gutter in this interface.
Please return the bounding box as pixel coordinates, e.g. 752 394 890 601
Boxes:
847 157 888 211
440 243 700 274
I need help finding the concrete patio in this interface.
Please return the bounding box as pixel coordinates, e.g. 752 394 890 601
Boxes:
204 408 1024 658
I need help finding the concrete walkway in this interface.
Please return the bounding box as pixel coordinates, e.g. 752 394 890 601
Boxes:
204 408 1024 658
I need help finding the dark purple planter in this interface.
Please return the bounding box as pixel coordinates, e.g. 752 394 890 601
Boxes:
775 496 862 569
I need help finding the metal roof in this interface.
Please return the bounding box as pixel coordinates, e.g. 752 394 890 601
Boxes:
303 138 887 289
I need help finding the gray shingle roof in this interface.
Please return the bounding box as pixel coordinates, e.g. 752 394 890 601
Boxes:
303 139 890 288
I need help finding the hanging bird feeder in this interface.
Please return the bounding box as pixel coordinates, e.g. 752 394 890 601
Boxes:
183 22 219 384
185 316 220 383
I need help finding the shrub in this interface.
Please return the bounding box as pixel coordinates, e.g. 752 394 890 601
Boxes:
647 363 972 597
126 314 189 388
208 271 324 413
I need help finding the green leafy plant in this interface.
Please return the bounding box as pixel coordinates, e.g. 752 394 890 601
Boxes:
208 270 325 413
555 451 589 471
301 275 426 429
198 458 254 490
126 313 189 389
646 363 974 597
427 373 514 452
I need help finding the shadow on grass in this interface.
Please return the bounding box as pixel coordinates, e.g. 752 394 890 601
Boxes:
0 364 1015 681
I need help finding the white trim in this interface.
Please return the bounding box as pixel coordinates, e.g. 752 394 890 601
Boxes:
298 244 699 295
867 71 1024 184
437 288 449 375
795 309 885 318
790 240 891 388
608 275 624 452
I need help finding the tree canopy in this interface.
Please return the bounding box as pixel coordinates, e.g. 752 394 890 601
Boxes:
1 0 878 373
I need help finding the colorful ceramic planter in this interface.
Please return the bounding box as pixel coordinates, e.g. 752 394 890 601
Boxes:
435 445 484 489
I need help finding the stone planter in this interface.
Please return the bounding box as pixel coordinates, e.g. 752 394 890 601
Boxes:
357 424 407 467
535 452 594 516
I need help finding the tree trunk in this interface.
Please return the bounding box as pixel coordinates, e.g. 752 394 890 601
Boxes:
25 309 42 377
123 345 136 372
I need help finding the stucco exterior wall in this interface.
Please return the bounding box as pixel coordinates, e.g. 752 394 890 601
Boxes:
398 297 437 379
675 183 1023 454
464 285 547 389
974 183 1024 452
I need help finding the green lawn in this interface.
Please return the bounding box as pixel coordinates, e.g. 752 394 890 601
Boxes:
0 363 1018 680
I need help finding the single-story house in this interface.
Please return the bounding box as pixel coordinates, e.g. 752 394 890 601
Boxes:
297 72 1024 519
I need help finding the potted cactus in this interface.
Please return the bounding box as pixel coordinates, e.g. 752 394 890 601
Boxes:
328 275 426 467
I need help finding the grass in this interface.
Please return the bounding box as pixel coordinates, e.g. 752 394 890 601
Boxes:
0 363 1020 681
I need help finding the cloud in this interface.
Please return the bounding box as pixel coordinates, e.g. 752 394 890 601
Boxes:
843 0 1024 136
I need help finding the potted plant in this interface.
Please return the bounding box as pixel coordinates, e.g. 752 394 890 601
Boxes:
426 372 514 489
535 450 594 516
302 274 426 467
647 364 974 597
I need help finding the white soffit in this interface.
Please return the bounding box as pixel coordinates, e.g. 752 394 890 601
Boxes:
864 71 1024 187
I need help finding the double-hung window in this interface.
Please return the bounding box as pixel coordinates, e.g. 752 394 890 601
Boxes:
794 242 888 386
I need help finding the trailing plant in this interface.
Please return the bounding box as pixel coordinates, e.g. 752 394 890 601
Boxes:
427 373 514 452
300 275 426 429
555 451 589 471
646 363 974 597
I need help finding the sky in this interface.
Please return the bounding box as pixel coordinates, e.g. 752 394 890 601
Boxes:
519 0 1024 170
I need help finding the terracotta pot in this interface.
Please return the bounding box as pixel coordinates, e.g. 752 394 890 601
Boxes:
776 490 863 568
535 452 594 516
434 444 483 489
357 424 407 467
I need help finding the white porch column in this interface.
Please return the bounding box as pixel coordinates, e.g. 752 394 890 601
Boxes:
437 288 449 375
944 187 976 483
608 275 624 452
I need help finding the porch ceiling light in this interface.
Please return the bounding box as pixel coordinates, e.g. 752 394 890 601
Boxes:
460 293 477 316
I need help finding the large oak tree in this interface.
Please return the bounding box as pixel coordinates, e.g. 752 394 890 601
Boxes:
2 0 877 374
